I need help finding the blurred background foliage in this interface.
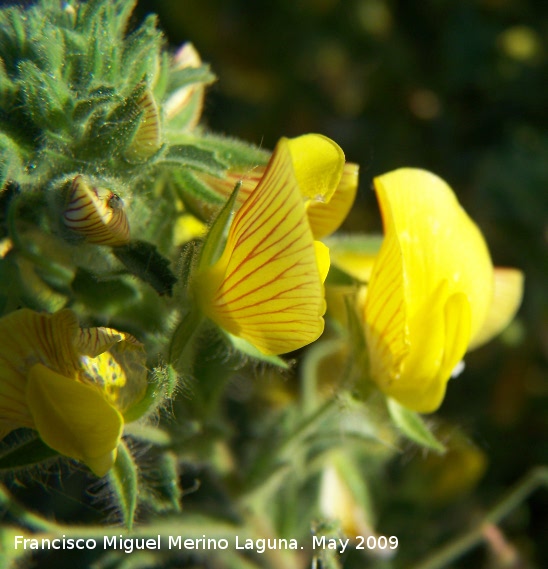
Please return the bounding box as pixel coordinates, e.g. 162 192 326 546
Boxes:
131 0 548 567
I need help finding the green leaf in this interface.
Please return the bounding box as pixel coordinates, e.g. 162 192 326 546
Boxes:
113 239 177 296
0 436 59 471
108 439 138 530
387 398 446 453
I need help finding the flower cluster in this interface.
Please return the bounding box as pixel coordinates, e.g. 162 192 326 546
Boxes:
188 138 523 413
0 11 525 558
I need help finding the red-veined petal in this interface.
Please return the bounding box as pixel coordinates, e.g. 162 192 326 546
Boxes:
194 135 344 354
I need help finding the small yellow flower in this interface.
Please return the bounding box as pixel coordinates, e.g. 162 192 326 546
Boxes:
63 175 130 247
0 309 147 476
192 134 347 355
363 169 524 412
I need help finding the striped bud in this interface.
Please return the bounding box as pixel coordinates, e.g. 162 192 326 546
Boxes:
63 176 130 247
164 42 205 127
125 88 162 161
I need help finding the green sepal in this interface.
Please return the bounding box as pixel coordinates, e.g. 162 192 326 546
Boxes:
0 435 59 471
165 65 216 96
79 18 117 86
191 133 270 168
108 439 138 530
160 143 226 174
121 14 162 89
170 169 225 219
77 0 138 40
122 372 171 424
0 7 29 73
196 180 240 271
169 308 203 371
141 452 182 513
113 240 177 296
227 333 290 369
177 239 199 294
387 397 446 453
151 364 180 400
152 51 171 102
18 60 73 132
72 86 118 124
83 84 146 160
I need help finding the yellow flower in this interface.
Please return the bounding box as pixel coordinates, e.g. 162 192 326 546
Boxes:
363 168 523 413
0 309 147 476
192 134 347 355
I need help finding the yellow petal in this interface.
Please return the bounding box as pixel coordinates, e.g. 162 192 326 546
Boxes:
26 363 123 476
194 136 339 355
468 267 524 350
364 168 494 412
307 162 359 239
286 134 345 202
63 176 130 247
0 308 80 379
314 241 330 283
0 309 79 437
